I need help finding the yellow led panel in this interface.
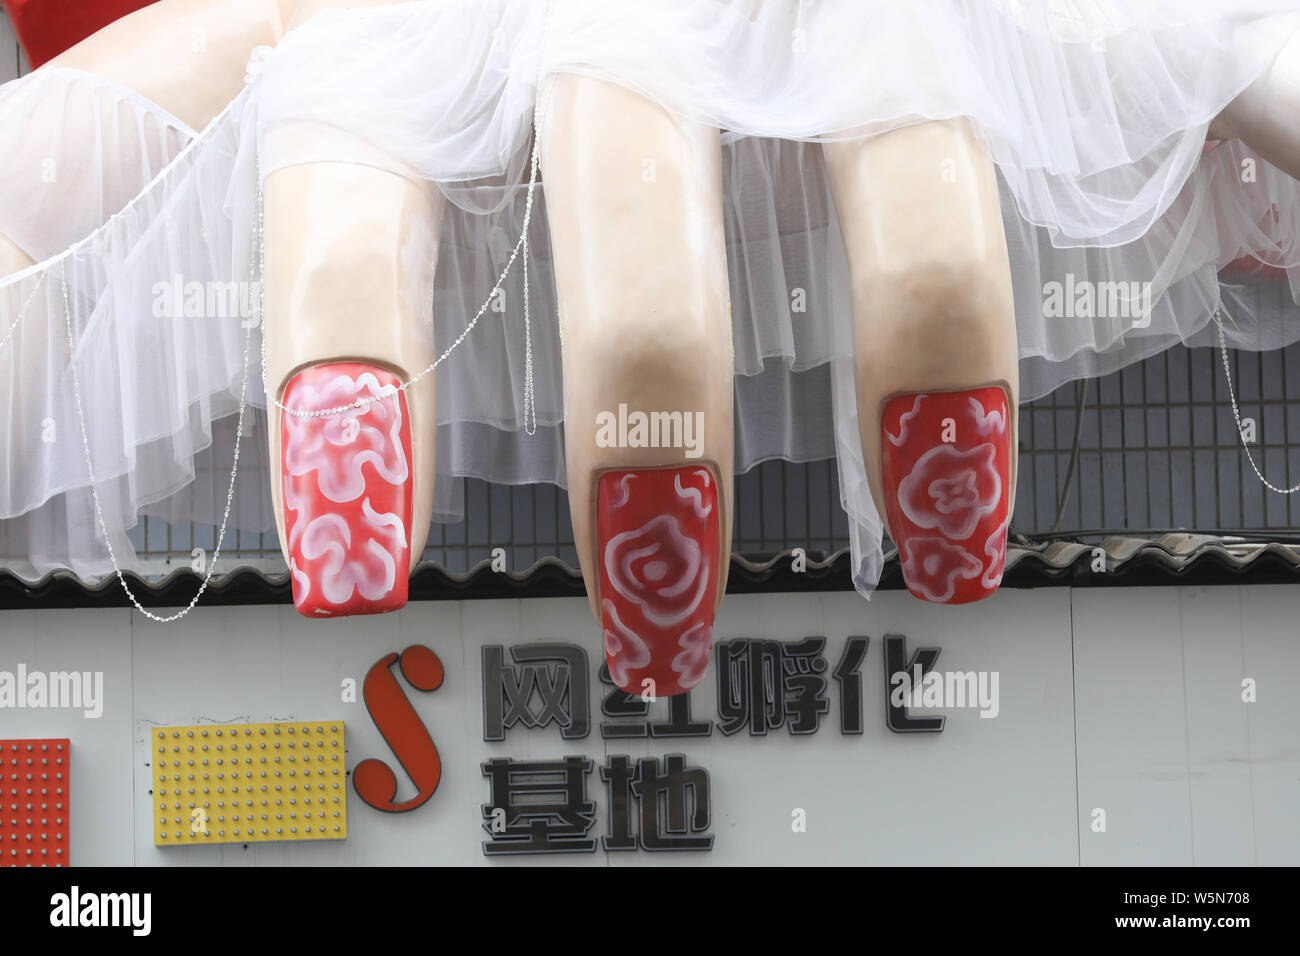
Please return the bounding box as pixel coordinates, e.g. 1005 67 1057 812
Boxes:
151 721 346 846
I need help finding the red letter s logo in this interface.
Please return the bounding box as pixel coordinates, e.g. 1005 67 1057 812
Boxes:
353 645 444 812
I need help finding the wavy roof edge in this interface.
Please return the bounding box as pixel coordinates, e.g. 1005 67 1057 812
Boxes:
3 534 1300 610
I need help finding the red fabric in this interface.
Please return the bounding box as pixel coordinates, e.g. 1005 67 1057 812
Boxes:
2 0 159 68
1220 256 1289 284
1219 203 1289 284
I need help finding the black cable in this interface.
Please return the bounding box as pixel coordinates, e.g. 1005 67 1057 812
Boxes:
1049 378 1088 534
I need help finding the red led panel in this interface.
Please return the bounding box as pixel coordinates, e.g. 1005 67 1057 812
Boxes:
0 739 69 866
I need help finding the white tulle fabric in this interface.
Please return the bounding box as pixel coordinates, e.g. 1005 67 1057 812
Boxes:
3 0 1300 596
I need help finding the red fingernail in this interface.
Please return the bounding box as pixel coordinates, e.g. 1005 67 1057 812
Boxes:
598 467 720 697
282 363 412 617
881 388 1011 605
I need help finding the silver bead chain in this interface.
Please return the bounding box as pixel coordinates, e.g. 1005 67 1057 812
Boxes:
1214 303 1300 493
259 95 547 431
266 1 553 432
61 257 254 622
0 267 46 354
44 1 556 620
4 95 250 622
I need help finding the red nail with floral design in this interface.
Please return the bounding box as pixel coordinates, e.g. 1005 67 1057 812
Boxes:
281 362 413 617
597 466 720 697
880 387 1011 604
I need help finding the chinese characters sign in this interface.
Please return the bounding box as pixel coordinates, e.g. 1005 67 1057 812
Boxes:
475 634 952 855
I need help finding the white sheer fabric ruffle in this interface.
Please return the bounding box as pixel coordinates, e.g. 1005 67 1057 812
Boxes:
4 0 1300 596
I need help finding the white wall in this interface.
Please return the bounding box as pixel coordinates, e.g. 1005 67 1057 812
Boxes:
0 585 1295 866
1072 587 1300 865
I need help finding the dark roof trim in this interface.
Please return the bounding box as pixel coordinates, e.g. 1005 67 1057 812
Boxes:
2 535 1299 610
